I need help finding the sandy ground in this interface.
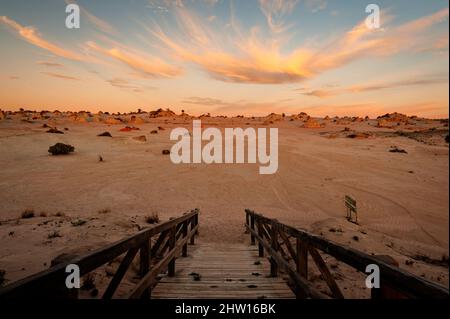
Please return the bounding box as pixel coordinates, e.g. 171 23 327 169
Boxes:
0 112 448 298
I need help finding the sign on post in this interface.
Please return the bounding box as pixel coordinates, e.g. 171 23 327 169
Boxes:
345 195 358 224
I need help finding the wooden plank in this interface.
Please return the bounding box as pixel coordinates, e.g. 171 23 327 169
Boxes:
270 221 279 277
182 221 188 257
257 220 264 257
153 241 295 300
168 226 177 277
102 247 139 299
140 238 151 299
279 230 297 262
296 239 308 279
309 247 344 299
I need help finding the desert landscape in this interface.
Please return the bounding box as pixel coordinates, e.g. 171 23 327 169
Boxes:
0 109 448 298
0 0 448 300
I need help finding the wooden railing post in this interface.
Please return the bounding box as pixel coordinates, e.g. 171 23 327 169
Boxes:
250 215 255 245
182 221 188 257
296 238 308 280
190 213 199 245
270 220 279 277
257 220 264 257
168 226 176 277
195 214 199 235
139 238 151 299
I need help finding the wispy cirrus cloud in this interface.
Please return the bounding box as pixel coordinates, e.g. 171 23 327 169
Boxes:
41 72 80 81
37 61 64 68
259 0 299 33
304 0 327 13
0 16 83 61
85 41 183 79
65 0 118 36
301 75 449 98
106 78 156 92
150 7 449 85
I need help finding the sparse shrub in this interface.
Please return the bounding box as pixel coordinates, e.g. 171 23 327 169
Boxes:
98 208 111 215
98 132 112 137
55 212 65 217
40 212 47 217
48 143 75 156
82 273 96 290
150 130 158 134
162 150 171 155
71 219 87 227
47 128 64 134
145 213 160 224
21 209 35 219
48 231 61 239
389 146 408 154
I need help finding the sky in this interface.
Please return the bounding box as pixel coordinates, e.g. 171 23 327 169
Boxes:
0 0 448 118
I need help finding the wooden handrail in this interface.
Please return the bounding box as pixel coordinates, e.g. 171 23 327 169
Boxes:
0 209 200 299
245 209 449 299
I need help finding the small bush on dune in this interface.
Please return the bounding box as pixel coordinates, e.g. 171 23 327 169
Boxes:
48 143 75 156
47 231 62 239
145 213 160 224
98 208 111 214
71 219 87 227
98 132 112 137
47 128 64 134
21 209 35 219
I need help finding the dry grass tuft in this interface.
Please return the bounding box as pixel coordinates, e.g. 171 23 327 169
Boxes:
21 209 35 219
145 213 160 224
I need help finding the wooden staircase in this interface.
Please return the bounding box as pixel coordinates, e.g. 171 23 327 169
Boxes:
152 242 295 299
0 209 448 299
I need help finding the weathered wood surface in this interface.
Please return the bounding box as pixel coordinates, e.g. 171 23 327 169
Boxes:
0 210 200 299
151 242 296 299
245 209 449 299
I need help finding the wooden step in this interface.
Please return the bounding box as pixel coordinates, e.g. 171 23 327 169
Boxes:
152 241 295 299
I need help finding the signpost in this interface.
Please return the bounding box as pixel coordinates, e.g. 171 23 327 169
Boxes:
345 196 358 224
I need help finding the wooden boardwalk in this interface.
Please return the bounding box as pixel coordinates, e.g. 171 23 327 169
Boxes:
1 209 447 299
152 241 295 299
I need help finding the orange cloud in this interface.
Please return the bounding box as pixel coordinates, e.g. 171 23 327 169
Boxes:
0 16 83 61
151 7 448 85
86 41 183 78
